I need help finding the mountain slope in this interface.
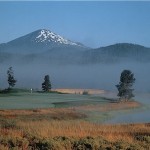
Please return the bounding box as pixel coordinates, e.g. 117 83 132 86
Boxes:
82 43 150 63
0 29 87 54
18 43 150 64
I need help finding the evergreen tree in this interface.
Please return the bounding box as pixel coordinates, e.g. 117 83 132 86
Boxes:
7 67 17 88
116 70 135 101
42 75 51 92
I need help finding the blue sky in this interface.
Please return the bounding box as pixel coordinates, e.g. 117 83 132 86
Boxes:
0 1 150 48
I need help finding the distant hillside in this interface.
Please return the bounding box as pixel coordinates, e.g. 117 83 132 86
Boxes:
82 43 150 63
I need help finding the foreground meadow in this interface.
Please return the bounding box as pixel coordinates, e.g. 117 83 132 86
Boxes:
0 91 149 149
0 108 150 150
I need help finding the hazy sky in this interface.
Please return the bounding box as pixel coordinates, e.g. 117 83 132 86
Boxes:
0 1 150 48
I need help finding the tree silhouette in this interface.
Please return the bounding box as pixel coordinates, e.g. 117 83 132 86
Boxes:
116 70 135 101
42 75 51 92
7 67 17 89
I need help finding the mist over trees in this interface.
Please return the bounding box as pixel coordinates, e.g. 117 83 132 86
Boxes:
116 70 135 101
1 62 149 95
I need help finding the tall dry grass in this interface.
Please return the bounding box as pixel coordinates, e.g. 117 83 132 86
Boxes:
18 120 150 143
0 102 146 144
51 88 105 95
0 107 149 149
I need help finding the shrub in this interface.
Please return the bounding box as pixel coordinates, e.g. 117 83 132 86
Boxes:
114 140 144 150
136 135 150 143
0 119 17 129
82 91 89 95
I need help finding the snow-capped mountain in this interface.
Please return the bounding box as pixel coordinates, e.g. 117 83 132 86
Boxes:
0 29 87 54
35 29 80 46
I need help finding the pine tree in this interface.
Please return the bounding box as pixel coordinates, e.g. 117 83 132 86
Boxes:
116 70 135 101
7 67 17 89
42 75 51 92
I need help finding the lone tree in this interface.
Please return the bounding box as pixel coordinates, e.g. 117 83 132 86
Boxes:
116 70 135 101
7 67 17 89
42 75 51 92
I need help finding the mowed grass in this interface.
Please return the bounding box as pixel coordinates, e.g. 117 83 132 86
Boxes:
0 92 109 109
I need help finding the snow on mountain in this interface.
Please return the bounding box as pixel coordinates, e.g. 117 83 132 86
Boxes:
35 29 79 46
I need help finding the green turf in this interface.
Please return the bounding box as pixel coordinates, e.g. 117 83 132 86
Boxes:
0 91 109 109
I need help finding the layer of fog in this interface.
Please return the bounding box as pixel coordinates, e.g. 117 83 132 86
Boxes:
0 62 150 93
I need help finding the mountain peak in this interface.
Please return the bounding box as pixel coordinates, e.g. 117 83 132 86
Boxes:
0 29 87 54
34 29 80 46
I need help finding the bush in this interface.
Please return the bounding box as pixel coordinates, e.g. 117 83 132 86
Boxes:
136 135 150 143
0 133 149 149
114 140 144 150
0 119 17 129
82 91 89 95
